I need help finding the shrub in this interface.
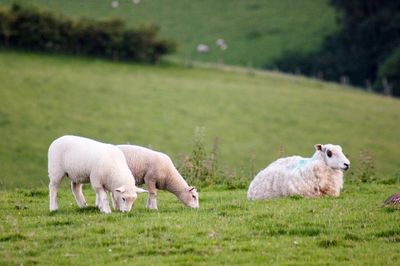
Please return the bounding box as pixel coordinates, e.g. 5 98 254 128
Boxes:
0 3 176 63
0 7 13 46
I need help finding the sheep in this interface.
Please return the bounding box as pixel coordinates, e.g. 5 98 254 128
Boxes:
247 144 350 200
197 44 209 54
216 39 228 50
117 144 199 210
48 135 146 213
111 1 119 8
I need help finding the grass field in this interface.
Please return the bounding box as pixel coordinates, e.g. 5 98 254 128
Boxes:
0 0 337 67
1 184 399 265
0 2 399 264
1 50 400 188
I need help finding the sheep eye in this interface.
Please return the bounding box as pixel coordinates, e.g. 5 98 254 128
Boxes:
327 150 332 158
122 197 126 202
192 195 196 200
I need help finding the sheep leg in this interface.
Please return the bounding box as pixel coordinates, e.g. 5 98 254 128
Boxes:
145 182 158 210
94 187 111 214
71 181 87 208
111 192 117 210
95 193 100 207
48 174 64 212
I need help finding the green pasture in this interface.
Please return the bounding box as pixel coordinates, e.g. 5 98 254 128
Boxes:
0 51 400 188
0 184 399 265
0 0 337 67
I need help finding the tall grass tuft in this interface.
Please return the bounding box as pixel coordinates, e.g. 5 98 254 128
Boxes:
178 127 250 189
179 127 218 187
348 149 377 183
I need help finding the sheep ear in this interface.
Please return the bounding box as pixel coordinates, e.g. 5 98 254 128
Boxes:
115 186 125 193
314 144 323 151
135 187 148 193
188 187 196 192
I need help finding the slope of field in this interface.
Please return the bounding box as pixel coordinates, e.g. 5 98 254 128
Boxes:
0 51 399 188
0 184 399 265
0 0 337 67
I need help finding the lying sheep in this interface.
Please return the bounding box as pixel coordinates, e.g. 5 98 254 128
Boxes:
247 144 350 200
48 135 146 213
118 145 199 209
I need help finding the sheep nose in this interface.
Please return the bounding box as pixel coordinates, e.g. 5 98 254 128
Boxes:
344 163 350 170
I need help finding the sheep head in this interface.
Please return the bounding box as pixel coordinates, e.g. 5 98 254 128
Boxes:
315 144 350 171
113 186 137 212
181 186 199 208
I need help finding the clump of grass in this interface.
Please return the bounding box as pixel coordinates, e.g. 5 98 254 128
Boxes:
278 144 286 158
179 127 220 187
349 149 377 183
344 233 363 242
318 239 339 248
377 171 400 184
178 127 251 189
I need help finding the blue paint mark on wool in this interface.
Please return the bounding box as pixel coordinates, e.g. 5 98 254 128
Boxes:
293 159 308 170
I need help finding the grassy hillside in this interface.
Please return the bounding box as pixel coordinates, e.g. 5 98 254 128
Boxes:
0 0 337 67
1 184 399 265
0 51 399 188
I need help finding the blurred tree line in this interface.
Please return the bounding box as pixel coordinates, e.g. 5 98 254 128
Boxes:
0 4 176 63
272 0 400 97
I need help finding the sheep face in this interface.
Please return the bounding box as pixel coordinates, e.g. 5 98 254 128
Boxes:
113 186 137 212
315 144 350 171
182 187 199 208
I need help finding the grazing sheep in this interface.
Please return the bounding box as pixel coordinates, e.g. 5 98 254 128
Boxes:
48 135 146 213
248 144 350 200
118 145 199 210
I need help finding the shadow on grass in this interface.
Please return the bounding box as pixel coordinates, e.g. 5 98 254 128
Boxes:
252 223 323 237
16 189 47 197
375 229 400 243
47 206 99 216
0 233 26 242
76 206 99 213
382 206 400 213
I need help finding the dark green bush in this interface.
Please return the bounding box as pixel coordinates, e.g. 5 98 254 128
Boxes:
0 3 176 63
0 7 13 46
376 48 400 97
271 0 400 97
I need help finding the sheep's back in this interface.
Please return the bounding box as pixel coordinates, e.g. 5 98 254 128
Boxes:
247 156 311 200
48 136 125 182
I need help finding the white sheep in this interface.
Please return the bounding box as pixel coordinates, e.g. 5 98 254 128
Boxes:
197 44 209 54
118 144 199 210
247 144 350 200
48 135 146 213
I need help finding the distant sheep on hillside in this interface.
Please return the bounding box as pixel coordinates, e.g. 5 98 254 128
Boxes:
197 44 209 53
248 144 350 200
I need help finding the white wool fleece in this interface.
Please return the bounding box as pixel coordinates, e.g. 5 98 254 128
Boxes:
247 144 350 200
48 135 143 213
118 144 199 210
